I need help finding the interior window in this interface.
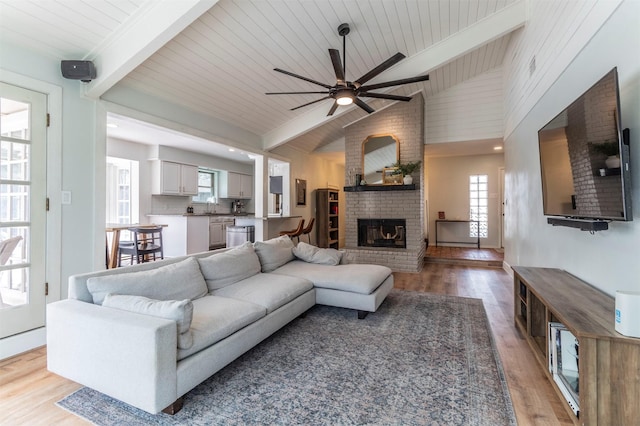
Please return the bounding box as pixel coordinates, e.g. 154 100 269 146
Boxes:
193 169 217 203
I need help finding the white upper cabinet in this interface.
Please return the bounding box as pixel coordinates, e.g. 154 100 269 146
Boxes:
219 171 252 199
151 160 198 196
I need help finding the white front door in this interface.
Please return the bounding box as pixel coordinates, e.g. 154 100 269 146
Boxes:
0 82 47 339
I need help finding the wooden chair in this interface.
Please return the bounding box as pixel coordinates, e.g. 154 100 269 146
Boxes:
279 219 305 243
301 218 315 244
118 226 164 266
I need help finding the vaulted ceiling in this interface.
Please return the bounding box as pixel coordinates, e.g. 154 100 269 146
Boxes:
0 0 525 159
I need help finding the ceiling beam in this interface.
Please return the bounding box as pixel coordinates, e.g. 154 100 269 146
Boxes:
262 0 526 151
83 0 219 100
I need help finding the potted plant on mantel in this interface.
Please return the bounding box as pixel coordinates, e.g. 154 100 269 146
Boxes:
590 141 620 168
393 160 422 185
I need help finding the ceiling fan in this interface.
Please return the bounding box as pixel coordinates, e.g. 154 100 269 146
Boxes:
266 23 429 116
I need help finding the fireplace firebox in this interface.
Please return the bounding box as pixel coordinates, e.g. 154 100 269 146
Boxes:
358 219 406 248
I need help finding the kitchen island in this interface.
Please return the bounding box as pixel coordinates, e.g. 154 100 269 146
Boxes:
147 213 252 256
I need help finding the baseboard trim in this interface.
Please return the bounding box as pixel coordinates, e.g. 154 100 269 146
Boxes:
0 327 46 361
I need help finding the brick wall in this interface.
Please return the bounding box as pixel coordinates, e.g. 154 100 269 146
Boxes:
566 74 623 218
343 96 425 272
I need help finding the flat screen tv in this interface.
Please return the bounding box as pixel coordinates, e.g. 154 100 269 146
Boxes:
538 67 632 222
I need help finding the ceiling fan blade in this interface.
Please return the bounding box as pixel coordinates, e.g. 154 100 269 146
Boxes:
359 74 430 91
274 68 333 89
354 52 405 85
290 96 331 111
266 91 330 95
354 98 374 114
358 92 412 102
327 101 339 116
329 49 345 85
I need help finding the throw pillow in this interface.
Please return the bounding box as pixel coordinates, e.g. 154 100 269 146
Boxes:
198 242 261 291
253 235 295 272
87 257 208 305
292 242 342 266
103 294 194 349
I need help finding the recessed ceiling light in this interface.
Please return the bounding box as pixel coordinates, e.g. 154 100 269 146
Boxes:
106 123 118 128
493 146 503 150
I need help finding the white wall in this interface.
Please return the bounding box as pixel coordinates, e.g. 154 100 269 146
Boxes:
426 154 504 248
503 0 623 137
1 42 100 297
504 0 640 296
426 67 504 144
269 145 345 245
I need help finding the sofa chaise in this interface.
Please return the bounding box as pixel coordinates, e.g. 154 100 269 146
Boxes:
47 236 393 414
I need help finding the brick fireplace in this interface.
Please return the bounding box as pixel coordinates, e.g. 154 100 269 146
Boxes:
344 96 425 272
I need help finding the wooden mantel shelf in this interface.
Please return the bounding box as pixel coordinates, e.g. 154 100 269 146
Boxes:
343 184 416 192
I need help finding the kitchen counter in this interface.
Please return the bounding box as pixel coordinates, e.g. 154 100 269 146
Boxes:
147 213 254 217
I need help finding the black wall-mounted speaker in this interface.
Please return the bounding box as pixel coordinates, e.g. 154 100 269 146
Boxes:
61 60 96 82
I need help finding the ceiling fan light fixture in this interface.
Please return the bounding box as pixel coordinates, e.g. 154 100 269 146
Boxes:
336 95 353 106
268 22 429 115
335 87 354 105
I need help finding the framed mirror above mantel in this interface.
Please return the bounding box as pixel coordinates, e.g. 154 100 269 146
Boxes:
362 134 399 185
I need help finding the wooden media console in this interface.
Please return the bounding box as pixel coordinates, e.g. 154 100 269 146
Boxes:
513 266 640 425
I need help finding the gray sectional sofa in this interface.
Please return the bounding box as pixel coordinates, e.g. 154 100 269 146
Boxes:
47 236 393 414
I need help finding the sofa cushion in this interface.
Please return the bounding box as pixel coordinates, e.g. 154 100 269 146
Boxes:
86 257 208 305
293 242 342 266
253 235 295 272
177 296 266 360
198 242 261 291
212 273 313 314
103 294 194 349
271 260 392 295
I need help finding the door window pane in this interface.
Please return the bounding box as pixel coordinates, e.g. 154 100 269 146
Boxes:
0 98 30 140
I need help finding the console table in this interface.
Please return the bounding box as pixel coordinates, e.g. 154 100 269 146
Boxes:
513 266 640 425
434 219 480 248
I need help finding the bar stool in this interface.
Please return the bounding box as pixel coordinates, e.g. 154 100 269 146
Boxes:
118 226 164 266
279 219 305 243
301 218 315 244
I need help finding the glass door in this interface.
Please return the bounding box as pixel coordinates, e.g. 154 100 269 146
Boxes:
0 82 47 339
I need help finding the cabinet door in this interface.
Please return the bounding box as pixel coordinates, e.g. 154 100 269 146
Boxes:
186 216 210 254
239 173 253 198
160 161 181 195
209 222 224 247
181 164 198 195
227 172 242 198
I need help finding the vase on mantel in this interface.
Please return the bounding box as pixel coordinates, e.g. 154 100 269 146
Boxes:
605 155 621 169
403 175 413 185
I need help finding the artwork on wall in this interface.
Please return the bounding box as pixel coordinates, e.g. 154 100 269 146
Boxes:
296 179 307 206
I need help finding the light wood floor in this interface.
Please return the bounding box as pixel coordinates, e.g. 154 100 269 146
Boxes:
1 262 573 425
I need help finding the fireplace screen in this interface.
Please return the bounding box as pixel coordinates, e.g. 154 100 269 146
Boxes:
358 219 406 248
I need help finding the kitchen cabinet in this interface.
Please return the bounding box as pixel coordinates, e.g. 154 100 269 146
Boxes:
219 171 253 199
151 160 198 196
209 222 224 247
209 217 235 248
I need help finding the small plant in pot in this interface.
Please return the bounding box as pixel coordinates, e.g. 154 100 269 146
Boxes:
393 160 421 184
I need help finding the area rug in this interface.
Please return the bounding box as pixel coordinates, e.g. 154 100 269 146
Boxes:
57 290 516 425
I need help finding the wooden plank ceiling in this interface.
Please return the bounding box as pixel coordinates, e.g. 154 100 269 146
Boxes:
0 0 517 156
